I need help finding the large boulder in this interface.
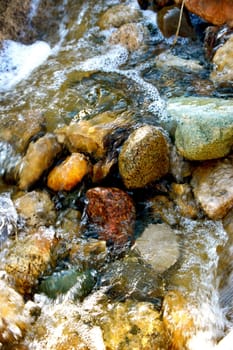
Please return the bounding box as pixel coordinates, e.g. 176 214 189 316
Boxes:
167 97 233 161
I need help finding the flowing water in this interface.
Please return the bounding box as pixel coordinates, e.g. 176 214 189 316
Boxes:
0 0 233 349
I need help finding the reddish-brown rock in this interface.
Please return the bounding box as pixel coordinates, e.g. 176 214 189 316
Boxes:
175 0 233 27
84 187 136 248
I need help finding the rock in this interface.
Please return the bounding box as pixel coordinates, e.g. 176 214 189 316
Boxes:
109 23 148 52
0 110 45 154
211 35 233 86
99 299 170 349
98 4 141 30
100 255 164 304
18 133 62 190
156 51 203 72
118 125 170 189
55 111 132 160
162 290 195 350
157 5 195 38
167 97 233 161
4 228 56 295
0 279 27 345
134 223 180 273
174 0 233 27
84 187 136 248
47 153 91 192
191 158 233 220
14 190 56 228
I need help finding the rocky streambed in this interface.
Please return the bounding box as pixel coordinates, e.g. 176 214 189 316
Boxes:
0 0 233 349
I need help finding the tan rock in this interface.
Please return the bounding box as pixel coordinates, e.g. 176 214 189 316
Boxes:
109 23 147 52
14 190 56 227
191 158 233 219
47 153 91 191
211 35 233 85
98 4 141 30
18 133 62 190
4 229 56 295
171 183 199 219
119 125 170 189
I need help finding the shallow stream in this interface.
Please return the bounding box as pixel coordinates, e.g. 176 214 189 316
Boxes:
0 0 233 349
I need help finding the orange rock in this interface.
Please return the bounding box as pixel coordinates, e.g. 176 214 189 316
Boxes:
175 0 233 27
47 153 91 191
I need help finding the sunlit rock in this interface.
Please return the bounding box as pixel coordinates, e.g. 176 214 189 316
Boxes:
191 158 233 219
99 299 170 349
0 110 45 154
211 35 233 86
0 279 27 345
109 23 148 52
84 187 136 248
119 125 170 189
156 51 203 72
162 290 195 350
174 0 233 27
4 228 56 295
55 111 132 160
100 255 165 304
134 223 180 273
47 153 91 191
167 97 233 161
18 133 62 190
157 5 195 38
98 4 141 30
14 190 56 228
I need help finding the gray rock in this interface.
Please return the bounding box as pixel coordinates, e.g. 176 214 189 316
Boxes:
167 97 233 161
134 223 179 273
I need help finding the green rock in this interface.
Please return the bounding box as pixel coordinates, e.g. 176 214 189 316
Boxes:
167 97 233 161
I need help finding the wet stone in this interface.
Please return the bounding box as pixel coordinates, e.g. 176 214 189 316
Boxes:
0 192 18 243
47 153 91 192
109 23 148 52
191 157 233 220
84 187 136 248
118 125 170 189
18 133 62 190
98 4 141 30
134 223 180 273
14 190 56 228
4 228 56 295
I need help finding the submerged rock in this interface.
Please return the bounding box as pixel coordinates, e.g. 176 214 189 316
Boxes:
47 153 91 192
119 125 170 189
18 133 62 190
109 23 148 52
99 299 170 350
191 157 233 220
98 4 141 30
14 190 56 228
134 223 180 273
4 228 56 295
84 187 136 248
167 97 233 161
39 268 97 300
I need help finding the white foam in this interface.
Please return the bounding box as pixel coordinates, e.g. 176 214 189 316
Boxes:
0 40 51 92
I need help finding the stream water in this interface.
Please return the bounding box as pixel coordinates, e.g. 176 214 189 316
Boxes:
0 0 233 349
